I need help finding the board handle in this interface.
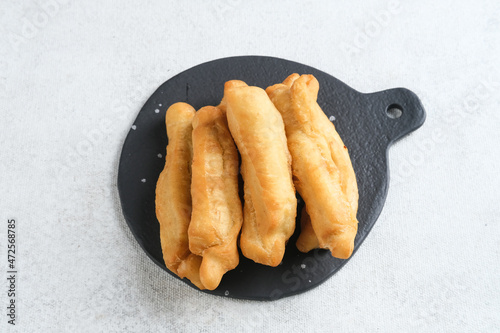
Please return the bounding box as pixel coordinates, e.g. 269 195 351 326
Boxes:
366 88 426 144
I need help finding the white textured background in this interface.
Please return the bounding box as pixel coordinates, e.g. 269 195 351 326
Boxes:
1 0 499 332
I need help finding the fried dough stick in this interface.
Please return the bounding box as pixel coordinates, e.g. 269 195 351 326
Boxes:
225 84 297 266
155 102 204 289
266 74 358 259
189 106 243 290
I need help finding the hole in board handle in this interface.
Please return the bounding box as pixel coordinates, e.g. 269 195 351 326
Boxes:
386 104 403 119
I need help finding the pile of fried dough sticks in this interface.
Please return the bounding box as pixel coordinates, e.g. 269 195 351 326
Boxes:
155 74 358 290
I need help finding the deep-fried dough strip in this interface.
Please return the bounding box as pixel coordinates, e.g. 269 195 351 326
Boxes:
296 91 359 252
266 75 358 259
189 106 243 290
225 85 297 266
155 102 204 289
298 77 358 252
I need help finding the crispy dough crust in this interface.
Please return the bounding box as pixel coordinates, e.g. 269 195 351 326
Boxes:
296 207 319 252
189 106 243 290
225 85 297 266
266 74 359 259
155 102 205 289
177 254 204 289
217 80 248 113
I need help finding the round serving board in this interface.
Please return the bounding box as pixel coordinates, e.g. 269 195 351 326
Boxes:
117 56 425 300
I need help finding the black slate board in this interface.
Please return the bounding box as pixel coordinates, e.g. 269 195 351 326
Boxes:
117 56 426 301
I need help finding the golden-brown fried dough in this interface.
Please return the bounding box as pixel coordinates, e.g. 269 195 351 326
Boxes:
225 85 297 267
266 74 359 259
217 80 248 112
177 254 205 290
282 73 300 88
155 102 205 289
189 106 243 290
